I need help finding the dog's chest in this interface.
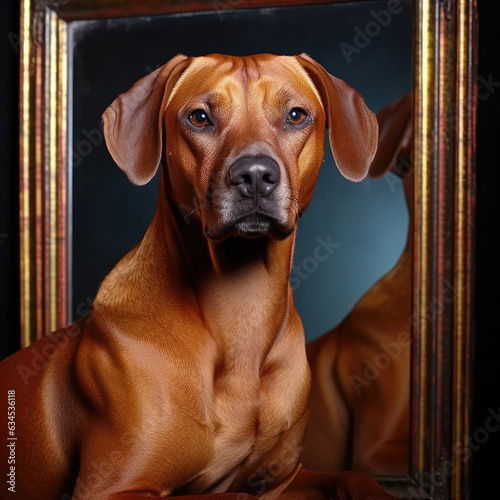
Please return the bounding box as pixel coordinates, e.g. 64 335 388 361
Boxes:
193 366 296 492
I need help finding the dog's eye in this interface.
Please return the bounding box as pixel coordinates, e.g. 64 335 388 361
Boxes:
287 108 307 126
189 110 210 127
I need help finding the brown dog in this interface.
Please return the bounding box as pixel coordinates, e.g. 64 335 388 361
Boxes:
1 54 379 499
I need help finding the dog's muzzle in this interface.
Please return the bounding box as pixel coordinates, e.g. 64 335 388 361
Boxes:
203 155 292 241
223 155 287 238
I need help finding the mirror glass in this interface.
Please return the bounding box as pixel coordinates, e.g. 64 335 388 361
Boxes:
70 0 413 477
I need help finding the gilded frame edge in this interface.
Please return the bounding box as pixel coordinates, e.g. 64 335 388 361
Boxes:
20 0 69 345
19 0 477 498
409 0 476 498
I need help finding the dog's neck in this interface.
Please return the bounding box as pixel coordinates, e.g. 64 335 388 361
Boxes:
95 183 299 365
162 190 297 361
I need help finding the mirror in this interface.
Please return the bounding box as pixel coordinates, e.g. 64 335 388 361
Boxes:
70 3 412 479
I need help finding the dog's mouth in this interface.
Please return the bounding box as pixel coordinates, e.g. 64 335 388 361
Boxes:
204 210 293 241
233 210 278 238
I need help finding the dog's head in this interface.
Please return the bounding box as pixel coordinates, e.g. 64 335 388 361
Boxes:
103 53 378 241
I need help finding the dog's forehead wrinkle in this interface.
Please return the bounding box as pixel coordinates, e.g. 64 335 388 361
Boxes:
243 55 264 81
170 54 320 109
200 90 233 110
276 83 292 100
175 57 319 117
179 80 244 113
167 57 234 106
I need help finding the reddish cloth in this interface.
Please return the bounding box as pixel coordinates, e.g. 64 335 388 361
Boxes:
168 468 395 499
109 468 394 499
280 468 395 499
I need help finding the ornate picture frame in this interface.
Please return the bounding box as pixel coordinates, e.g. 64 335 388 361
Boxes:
19 0 476 497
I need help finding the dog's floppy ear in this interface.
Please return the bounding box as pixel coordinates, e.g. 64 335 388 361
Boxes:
369 91 413 179
297 53 378 182
102 54 191 185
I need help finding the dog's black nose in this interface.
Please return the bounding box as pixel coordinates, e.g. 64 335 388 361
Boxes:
228 156 280 198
